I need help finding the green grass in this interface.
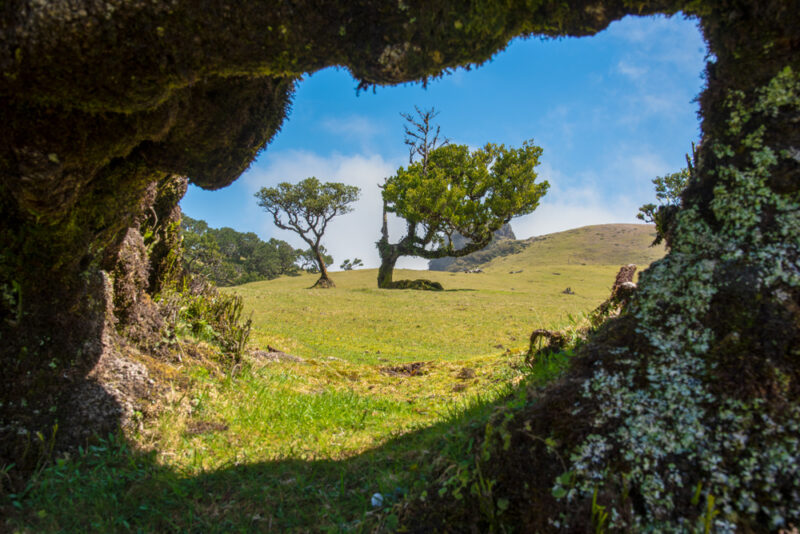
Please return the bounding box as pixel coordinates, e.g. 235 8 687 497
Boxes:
4 224 663 532
8 352 572 533
232 264 625 365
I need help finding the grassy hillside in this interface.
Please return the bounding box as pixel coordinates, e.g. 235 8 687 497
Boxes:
483 223 664 270
7 223 666 532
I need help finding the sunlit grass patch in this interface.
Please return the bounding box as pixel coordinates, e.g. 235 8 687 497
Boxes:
143 346 529 472
232 265 622 365
10 350 541 532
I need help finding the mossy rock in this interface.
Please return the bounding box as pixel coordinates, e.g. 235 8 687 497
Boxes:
385 279 444 291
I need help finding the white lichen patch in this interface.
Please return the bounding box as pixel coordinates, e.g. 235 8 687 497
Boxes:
552 66 800 530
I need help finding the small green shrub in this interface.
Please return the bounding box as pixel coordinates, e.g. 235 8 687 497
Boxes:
157 277 252 366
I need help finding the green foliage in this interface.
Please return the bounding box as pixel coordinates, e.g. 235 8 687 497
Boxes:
591 487 609 534
382 278 443 291
255 177 359 281
636 168 690 245
158 278 252 366
254 178 361 242
298 246 333 274
379 140 548 287
377 108 547 288
339 258 363 271
384 141 548 254
181 215 300 286
700 493 720 534
1 279 22 327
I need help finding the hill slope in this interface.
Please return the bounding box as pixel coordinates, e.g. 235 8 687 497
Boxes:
428 223 517 271
467 223 665 272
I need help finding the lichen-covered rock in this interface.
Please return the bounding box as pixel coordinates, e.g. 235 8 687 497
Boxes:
403 2 800 530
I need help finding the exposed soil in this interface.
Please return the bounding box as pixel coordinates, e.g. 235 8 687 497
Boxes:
379 362 430 377
184 420 229 436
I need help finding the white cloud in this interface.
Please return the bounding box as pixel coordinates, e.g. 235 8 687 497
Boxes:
513 182 640 238
606 15 705 62
318 115 386 154
511 152 670 239
605 15 706 127
240 146 670 272
321 114 382 138
626 152 670 183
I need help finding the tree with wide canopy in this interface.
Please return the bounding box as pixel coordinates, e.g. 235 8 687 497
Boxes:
377 140 548 288
255 177 359 288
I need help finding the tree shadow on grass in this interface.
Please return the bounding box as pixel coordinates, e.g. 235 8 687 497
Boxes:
3 386 516 533
443 288 477 292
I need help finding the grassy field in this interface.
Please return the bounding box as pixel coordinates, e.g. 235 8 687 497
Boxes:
235 223 662 365
235 264 621 365
5 224 662 532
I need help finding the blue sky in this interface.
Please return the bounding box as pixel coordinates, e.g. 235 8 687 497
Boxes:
181 14 707 269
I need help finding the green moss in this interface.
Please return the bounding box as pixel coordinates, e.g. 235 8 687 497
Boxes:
383 279 445 291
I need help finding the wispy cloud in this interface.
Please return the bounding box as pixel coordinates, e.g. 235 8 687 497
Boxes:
235 135 677 269
318 115 386 153
513 182 640 239
616 60 648 80
605 15 706 127
510 149 672 239
320 115 382 138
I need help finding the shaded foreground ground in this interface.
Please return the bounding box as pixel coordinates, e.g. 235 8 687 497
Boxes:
2 263 623 531
3 333 570 532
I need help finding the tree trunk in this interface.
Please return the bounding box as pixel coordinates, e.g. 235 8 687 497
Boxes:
312 246 334 288
377 253 399 289
377 200 399 288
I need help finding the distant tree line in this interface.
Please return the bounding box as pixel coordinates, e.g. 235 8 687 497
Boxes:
181 215 303 286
